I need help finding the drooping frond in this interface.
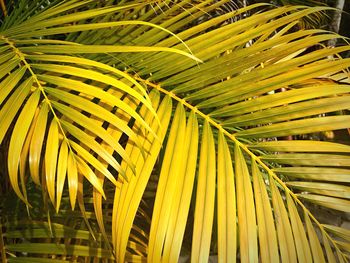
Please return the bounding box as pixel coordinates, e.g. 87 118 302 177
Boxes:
1 1 350 262
0 0 196 213
107 2 350 262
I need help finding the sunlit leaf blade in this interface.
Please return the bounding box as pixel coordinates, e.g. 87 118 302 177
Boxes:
34 63 158 133
0 76 32 144
3 1 81 30
3 2 143 36
286 195 312 262
270 178 297 262
305 212 326 263
16 21 195 61
45 87 141 148
224 96 350 127
114 92 172 263
194 57 350 109
336 247 347 263
148 103 187 263
298 194 350 212
137 6 334 81
6 244 113 260
115 91 162 255
75 179 97 243
0 52 14 65
250 140 350 152
1 0 350 261
237 116 350 138
69 140 117 187
323 224 350 242
67 151 78 210
90 92 141 258
262 154 350 167
252 160 278 263
122 3 273 68
187 61 349 108
335 244 350 263
22 45 201 62
0 58 22 81
211 85 350 118
51 101 135 175
234 145 258 263
19 105 37 209
28 54 153 106
163 111 199 263
92 182 110 254
75 155 105 200
38 73 153 134
56 140 68 213
322 232 337 263
29 102 49 185
37 74 155 133
45 119 59 205
287 182 350 199
217 131 236 263
191 120 216 263
8 89 40 204
0 66 26 105
112 90 149 261
274 167 350 182
61 120 124 181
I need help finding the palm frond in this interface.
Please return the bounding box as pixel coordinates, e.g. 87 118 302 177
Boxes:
0 0 196 213
1 1 350 262
109 2 350 262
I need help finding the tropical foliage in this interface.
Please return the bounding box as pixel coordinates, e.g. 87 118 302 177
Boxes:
0 0 350 262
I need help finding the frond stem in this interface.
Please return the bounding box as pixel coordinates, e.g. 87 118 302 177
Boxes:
0 0 6 17
0 224 6 263
137 76 346 259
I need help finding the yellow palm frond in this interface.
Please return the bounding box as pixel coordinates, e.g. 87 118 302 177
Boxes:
1 1 350 262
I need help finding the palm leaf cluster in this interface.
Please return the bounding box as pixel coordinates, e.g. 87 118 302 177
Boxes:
0 0 350 262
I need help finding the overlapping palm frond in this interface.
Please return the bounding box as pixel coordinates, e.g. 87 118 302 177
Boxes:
1 0 350 262
1 184 114 262
106 2 350 262
0 0 197 212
